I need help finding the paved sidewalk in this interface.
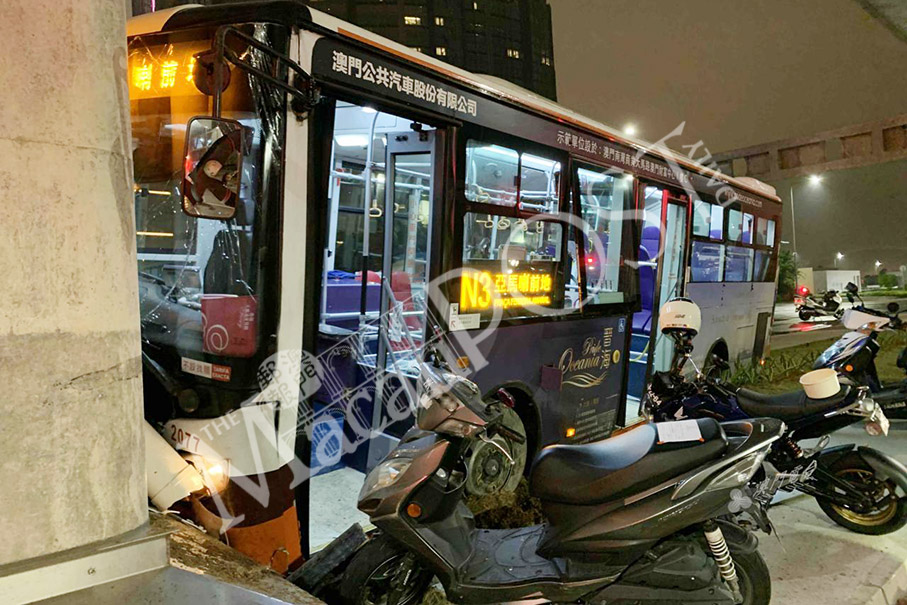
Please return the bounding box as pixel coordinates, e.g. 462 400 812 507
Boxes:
764 495 907 604
764 423 907 604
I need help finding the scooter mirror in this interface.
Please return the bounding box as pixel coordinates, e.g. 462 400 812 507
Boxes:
710 354 730 371
846 282 859 294
887 302 900 315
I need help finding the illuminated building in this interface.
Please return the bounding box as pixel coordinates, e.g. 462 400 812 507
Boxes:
132 0 558 100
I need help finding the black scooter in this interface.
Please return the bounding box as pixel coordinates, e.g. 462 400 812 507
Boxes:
645 320 907 536
813 282 907 419
341 359 783 605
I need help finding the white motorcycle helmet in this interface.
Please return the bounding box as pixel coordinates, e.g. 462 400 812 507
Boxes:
659 297 702 337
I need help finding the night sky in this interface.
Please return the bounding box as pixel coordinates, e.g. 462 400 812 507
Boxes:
550 0 907 276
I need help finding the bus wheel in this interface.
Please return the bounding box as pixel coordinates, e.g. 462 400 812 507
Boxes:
464 404 527 497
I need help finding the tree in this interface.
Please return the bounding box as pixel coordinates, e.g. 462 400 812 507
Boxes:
879 273 898 289
777 250 798 301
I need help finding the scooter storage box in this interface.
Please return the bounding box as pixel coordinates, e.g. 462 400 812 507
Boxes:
799 368 840 399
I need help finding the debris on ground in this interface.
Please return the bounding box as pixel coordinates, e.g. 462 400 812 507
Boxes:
466 479 545 528
151 511 320 604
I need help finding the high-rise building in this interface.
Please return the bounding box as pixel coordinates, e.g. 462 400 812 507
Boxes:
309 0 556 99
133 0 557 100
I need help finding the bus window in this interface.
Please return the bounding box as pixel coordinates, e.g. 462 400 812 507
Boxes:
520 153 560 213
690 241 725 282
756 217 775 247
465 141 519 207
725 246 754 282
754 250 772 281
460 213 562 316
727 208 742 242
462 214 562 262
741 212 754 244
331 158 386 273
576 166 632 305
563 227 581 309
692 199 724 239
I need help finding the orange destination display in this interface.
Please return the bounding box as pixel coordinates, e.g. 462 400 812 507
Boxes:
460 267 555 312
128 40 211 100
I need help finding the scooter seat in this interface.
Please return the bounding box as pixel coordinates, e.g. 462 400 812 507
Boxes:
735 386 851 421
528 418 727 505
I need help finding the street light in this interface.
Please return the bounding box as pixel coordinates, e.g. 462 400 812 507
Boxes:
623 123 637 137
875 260 883 270
788 174 823 260
835 251 844 268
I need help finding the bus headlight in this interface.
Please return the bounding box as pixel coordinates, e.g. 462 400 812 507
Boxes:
182 453 231 495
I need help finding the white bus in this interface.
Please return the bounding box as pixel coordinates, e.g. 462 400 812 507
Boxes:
127 2 782 564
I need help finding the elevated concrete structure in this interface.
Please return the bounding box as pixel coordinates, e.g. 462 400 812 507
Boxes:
712 114 907 181
0 0 146 566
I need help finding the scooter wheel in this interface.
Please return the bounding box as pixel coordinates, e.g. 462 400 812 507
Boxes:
816 452 907 535
728 542 772 605
464 404 527 498
339 534 434 605
799 310 813 321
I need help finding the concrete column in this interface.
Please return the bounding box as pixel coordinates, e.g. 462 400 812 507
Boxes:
0 0 146 565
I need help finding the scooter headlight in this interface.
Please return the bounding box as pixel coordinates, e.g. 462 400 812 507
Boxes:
365 458 413 493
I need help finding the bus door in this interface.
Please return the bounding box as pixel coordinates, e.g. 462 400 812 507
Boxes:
368 128 439 467
626 184 689 414
311 103 441 550
652 195 689 372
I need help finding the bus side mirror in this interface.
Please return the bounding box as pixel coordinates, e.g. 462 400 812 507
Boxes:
181 116 248 220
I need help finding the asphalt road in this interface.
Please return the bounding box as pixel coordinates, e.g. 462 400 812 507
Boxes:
772 296 907 350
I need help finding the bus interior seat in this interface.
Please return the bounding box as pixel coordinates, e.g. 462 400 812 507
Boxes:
355 270 382 283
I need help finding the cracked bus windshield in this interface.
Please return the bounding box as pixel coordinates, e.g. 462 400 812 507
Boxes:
129 33 278 369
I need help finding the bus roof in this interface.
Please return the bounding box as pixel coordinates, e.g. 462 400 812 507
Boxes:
128 1 780 203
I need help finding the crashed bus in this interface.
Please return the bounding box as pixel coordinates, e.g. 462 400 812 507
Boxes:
127 0 782 569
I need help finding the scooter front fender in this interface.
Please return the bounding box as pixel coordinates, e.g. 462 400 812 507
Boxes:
857 446 907 494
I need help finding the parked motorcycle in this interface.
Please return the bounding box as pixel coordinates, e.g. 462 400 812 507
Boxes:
795 285 844 321
644 298 907 536
342 355 784 605
813 282 907 419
